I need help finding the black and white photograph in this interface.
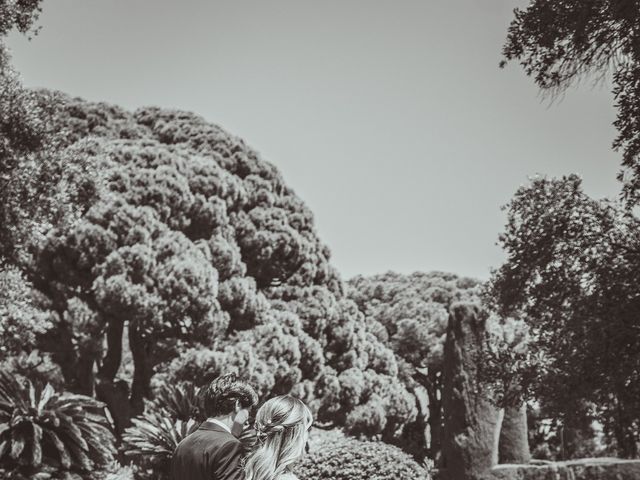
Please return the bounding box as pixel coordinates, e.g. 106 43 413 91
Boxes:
1 1 640 479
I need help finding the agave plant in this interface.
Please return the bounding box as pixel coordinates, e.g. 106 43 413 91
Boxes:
150 381 202 422
0 370 116 477
121 410 199 480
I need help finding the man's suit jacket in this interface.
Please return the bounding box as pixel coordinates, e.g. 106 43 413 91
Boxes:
171 421 244 480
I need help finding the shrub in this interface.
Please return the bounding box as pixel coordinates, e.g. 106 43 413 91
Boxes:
344 396 387 437
0 371 116 478
307 427 346 452
121 411 198 480
295 436 431 480
0 350 65 389
157 347 223 389
0 266 51 360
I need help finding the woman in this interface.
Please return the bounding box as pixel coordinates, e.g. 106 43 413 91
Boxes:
244 395 313 480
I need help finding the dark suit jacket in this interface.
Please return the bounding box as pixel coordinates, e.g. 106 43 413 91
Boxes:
171 421 244 480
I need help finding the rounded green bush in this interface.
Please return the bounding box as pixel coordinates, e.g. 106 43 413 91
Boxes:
295 437 430 480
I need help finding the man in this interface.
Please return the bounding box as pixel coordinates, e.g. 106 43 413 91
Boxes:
172 373 258 480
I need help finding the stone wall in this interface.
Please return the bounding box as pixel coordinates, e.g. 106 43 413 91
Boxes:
435 459 640 480
490 459 640 480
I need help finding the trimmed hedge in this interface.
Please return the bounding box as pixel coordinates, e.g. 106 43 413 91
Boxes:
295 437 430 480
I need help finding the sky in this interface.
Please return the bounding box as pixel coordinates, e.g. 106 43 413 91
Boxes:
7 0 622 280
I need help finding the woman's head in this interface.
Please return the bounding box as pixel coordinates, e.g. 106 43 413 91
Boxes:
244 395 313 480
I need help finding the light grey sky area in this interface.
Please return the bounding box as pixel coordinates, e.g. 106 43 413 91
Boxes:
7 0 622 280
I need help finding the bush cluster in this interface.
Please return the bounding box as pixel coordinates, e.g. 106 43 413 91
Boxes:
295 437 430 480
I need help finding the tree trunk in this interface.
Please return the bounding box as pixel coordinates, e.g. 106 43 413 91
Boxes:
75 350 96 396
96 378 133 435
45 314 78 387
391 390 428 462
43 312 98 396
415 367 444 463
614 397 639 459
499 403 531 464
95 317 130 435
615 424 638 459
442 302 501 480
129 322 153 417
426 379 443 463
100 317 124 380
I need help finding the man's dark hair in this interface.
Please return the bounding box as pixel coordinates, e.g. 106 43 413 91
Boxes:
201 373 258 418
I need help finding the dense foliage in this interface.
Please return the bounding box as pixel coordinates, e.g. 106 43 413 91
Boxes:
487 174 640 457
501 0 640 203
347 271 480 460
294 436 430 480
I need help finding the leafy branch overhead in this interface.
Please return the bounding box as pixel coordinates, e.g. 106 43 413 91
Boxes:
502 0 640 202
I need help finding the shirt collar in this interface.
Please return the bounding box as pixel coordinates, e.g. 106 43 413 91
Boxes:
206 418 232 434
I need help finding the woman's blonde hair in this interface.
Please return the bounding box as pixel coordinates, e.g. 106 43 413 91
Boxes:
244 395 313 480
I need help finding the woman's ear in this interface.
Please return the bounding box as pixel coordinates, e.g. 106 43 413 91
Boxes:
235 400 241 413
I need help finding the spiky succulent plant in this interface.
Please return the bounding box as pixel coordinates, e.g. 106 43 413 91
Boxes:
0 370 115 476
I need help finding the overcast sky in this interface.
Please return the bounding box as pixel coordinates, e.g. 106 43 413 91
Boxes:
8 0 622 280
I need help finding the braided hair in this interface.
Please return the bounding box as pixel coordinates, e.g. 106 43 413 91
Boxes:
244 395 313 480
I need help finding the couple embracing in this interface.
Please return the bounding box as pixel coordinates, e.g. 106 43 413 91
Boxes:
171 374 313 480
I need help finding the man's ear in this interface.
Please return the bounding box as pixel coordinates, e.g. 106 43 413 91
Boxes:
235 400 241 413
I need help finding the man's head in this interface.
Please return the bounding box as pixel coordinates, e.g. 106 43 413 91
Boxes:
201 373 258 419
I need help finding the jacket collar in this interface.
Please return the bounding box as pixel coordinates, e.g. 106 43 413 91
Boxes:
199 420 234 435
